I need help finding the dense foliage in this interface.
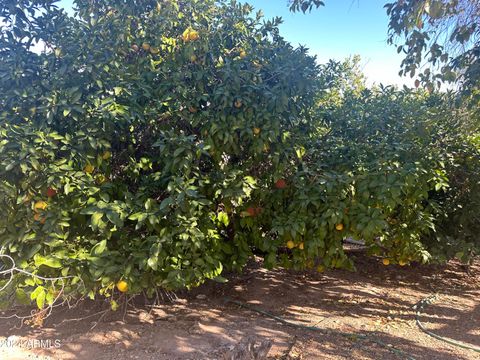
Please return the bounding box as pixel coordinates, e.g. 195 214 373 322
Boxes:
0 0 478 309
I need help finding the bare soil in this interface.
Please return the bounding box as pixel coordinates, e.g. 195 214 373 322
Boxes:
0 254 478 360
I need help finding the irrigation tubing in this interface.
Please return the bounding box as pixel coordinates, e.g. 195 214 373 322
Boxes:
413 294 480 354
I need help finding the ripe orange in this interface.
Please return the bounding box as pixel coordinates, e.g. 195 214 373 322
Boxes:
274 179 287 189
46 187 57 198
182 28 199 42
382 258 390 266
189 30 199 41
335 223 344 231
286 240 295 249
116 280 128 293
34 213 46 224
246 207 256 217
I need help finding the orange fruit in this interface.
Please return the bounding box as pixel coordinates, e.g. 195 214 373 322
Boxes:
274 179 287 189
34 213 46 224
142 42 150 51
188 30 199 41
116 280 128 293
335 223 344 231
286 240 295 249
46 187 57 198
182 29 199 42
246 207 256 217
382 258 390 266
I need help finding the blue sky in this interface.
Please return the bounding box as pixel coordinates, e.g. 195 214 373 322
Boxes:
245 0 411 87
58 0 411 86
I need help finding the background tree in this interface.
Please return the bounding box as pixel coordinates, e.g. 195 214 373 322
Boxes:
289 0 479 97
386 0 479 96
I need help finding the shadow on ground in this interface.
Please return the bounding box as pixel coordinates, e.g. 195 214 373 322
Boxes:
0 254 478 360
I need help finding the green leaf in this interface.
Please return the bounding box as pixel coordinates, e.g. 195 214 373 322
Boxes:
91 212 103 228
92 239 107 255
147 256 158 270
34 254 62 268
15 288 30 305
217 211 229 226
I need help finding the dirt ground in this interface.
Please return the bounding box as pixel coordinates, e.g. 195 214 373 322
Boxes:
0 253 478 360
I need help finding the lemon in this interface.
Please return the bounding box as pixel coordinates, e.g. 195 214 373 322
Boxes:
286 240 295 249
335 223 344 231
116 280 128 293
382 258 390 266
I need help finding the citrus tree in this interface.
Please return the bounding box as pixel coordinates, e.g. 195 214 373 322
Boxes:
0 0 319 306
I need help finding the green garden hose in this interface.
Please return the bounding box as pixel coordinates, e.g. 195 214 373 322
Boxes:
413 294 480 354
225 297 416 360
